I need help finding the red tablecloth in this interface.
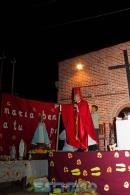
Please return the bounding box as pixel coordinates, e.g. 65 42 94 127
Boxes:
49 151 130 195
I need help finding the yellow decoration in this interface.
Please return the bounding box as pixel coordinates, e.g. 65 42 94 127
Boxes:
50 161 54 167
64 167 69 173
106 166 112 173
109 143 116 151
125 151 130 157
104 184 110 191
51 178 56 183
68 153 73 159
75 179 98 194
53 188 62 193
114 152 119 158
49 151 53 157
97 152 102 158
31 148 48 154
71 168 81 176
83 170 88 176
128 166 130 172
76 159 82 165
91 167 101 176
28 176 35 185
116 163 126 172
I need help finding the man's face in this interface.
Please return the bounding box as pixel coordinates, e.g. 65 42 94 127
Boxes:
74 94 81 103
92 106 96 112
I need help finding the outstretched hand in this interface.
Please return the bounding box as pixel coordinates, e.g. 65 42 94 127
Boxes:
74 103 79 112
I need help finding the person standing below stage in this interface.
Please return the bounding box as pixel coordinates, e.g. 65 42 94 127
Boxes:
91 105 100 151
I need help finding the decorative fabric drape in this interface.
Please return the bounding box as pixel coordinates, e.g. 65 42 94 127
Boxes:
62 99 98 149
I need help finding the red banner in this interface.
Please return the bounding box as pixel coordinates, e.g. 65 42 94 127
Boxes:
0 93 58 154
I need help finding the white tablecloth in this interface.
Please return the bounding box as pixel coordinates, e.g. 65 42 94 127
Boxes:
0 160 48 183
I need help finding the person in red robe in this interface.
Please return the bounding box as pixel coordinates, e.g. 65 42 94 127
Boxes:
61 87 98 151
73 87 98 150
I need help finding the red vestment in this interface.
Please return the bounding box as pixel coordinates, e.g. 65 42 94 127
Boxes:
62 104 84 149
77 98 98 148
61 99 98 149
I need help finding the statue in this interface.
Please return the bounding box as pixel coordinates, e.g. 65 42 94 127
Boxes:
19 139 26 160
31 112 50 148
10 144 16 160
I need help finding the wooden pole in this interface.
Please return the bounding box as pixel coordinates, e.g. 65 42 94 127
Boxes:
56 104 61 151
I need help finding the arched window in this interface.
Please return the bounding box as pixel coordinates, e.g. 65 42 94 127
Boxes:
118 107 130 119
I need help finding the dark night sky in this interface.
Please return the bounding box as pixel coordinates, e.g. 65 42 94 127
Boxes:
0 1 130 102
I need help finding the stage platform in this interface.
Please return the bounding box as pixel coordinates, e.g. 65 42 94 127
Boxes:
48 151 130 195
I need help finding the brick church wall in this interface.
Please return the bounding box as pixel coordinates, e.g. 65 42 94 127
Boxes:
58 41 130 122
58 41 130 149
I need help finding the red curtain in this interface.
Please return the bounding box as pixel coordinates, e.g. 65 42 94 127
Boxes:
61 100 98 149
61 104 85 149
